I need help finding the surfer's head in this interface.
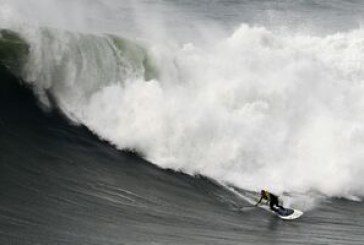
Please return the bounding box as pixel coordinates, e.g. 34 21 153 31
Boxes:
261 190 268 198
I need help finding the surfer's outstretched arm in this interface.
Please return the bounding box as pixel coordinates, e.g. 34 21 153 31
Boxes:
255 197 263 206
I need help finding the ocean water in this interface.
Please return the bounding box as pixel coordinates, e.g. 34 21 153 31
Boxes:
1 1 364 244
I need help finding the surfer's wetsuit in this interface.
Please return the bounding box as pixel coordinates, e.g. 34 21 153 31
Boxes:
256 191 284 212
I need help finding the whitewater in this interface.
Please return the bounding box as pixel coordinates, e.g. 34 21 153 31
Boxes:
2 0 364 200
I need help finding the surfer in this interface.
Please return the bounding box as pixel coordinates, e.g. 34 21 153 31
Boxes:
255 190 284 212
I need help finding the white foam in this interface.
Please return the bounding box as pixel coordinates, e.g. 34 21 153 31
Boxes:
76 25 364 200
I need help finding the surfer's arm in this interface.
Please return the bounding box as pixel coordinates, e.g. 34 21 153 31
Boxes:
255 197 263 206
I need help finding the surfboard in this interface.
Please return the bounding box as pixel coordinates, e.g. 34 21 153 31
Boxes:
273 207 303 220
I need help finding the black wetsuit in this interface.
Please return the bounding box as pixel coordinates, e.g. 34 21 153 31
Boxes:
268 193 284 212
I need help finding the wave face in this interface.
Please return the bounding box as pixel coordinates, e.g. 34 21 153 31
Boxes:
2 0 364 200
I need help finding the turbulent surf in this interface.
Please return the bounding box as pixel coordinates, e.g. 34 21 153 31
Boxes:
1 0 364 244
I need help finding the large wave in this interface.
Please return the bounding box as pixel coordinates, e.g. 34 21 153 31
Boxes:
2 1 364 200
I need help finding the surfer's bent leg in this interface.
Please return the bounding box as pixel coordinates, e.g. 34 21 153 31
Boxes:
269 201 279 212
270 196 282 212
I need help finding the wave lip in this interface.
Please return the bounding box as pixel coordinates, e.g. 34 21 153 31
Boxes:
0 29 29 75
0 27 159 115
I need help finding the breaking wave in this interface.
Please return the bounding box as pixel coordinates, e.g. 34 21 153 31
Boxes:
2 3 364 201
